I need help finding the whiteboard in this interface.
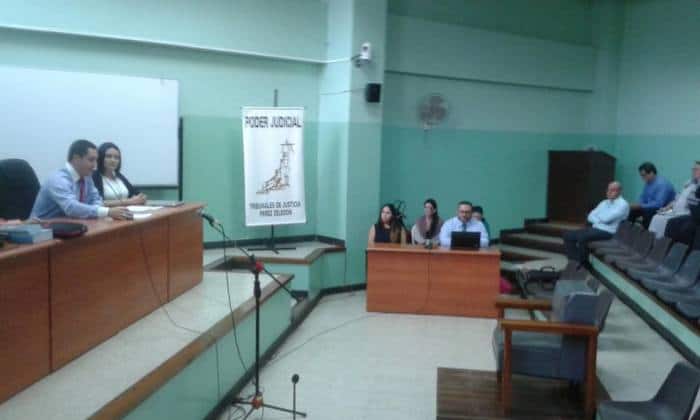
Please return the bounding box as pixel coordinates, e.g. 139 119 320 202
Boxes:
0 66 179 186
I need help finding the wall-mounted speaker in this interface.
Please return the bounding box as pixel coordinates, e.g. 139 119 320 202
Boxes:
365 83 381 103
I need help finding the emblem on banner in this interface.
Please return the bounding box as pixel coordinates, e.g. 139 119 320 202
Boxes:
257 139 295 194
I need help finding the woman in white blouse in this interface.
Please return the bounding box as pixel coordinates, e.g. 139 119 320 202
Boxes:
92 142 147 207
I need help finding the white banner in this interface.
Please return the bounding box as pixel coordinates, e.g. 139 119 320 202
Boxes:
242 107 306 227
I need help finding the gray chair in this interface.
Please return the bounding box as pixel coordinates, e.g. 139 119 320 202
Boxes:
615 237 672 272
592 224 640 257
589 221 633 251
603 230 654 264
597 361 700 420
657 272 700 305
493 282 612 418
676 301 700 319
626 243 688 282
640 250 700 293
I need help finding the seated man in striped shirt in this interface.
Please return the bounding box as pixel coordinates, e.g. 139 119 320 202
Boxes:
563 181 630 268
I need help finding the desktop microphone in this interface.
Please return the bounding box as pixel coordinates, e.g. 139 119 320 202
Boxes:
198 210 221 228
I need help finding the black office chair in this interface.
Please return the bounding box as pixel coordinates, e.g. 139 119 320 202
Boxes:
0 159 40 220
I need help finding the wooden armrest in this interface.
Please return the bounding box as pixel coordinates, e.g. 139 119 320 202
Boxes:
500 319 599 337
494 295 552 311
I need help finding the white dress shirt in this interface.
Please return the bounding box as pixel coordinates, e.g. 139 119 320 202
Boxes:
439 216 490 248
587 196 630 234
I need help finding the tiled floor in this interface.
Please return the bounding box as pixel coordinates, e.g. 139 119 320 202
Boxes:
222 289 695 420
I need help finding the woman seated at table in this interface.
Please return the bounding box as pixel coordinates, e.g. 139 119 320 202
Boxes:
411 198 443 245
368 203 406 245
92 142 147 207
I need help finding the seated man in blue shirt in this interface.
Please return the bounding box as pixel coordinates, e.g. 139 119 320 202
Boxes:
30 139 131 220
628 162 675 229
439 201 489 248
564 181 629 267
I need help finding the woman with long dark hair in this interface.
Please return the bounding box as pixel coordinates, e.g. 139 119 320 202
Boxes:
92 142 147 207
412 198 443 245
368 203 406 245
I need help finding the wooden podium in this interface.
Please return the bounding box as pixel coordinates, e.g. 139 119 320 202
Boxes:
366 244 501 318
547 151 616 223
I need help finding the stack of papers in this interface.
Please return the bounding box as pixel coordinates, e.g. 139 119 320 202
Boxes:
126 206 163 213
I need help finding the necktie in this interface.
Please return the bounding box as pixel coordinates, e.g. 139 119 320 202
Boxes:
461 222 467 232
78 179 86 203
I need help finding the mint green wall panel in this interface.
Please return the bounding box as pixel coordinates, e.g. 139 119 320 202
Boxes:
386 15 595 91
321 252 348 290
316 122 348 239
388 0 593 45
345 122 383 284
617 0 700 136
0 0 327 61
262 264 311 294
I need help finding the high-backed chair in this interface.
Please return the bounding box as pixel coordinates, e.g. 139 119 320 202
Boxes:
594 225 644 258
626 242 688 282
603 230 654 264
615 237 672 272
589 221 633 251
0 159 40 220
492 281 612 418
592 223 640 257
639 250 700 293
598 361 700 420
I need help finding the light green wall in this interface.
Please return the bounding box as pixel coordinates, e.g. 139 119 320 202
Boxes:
613 0 700 201
0 0 327 61
388 0 593 45
343 0 387 284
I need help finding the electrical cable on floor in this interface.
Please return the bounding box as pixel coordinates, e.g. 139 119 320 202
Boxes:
265 313 378 368
220 224 250 374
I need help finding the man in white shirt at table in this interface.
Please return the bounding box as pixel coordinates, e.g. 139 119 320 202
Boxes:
439 201 490 248
563 181 630 268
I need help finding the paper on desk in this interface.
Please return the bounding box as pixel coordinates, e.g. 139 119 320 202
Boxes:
126 206 163 212
132 213 153 220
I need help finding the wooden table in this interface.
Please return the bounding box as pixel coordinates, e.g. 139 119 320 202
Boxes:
366 244 501 318
0 240 56 404
0 203 204 402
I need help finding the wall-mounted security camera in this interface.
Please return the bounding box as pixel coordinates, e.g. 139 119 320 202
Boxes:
355 42 372 67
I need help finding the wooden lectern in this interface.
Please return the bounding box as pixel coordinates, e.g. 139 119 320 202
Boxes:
547 151 616 223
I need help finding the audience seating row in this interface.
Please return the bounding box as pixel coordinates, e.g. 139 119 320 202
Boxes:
591 221 700 322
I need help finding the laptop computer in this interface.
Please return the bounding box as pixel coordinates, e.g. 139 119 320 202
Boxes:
451 231 481 250
146 200 185 207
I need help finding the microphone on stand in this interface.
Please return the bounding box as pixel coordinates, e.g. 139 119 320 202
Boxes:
198 209 221 229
